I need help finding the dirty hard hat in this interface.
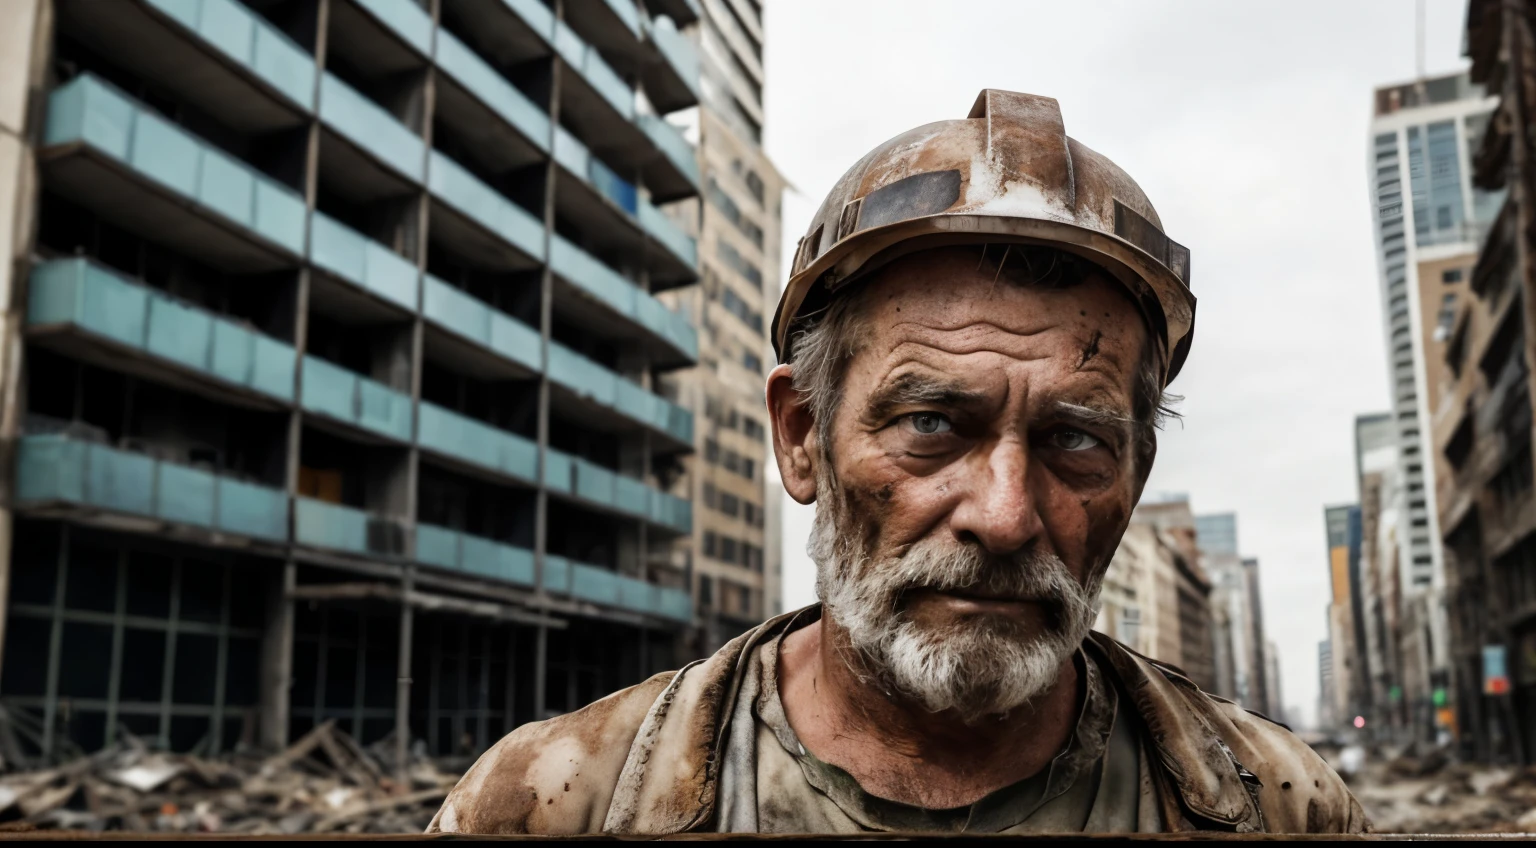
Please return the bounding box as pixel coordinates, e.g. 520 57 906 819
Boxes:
772 89 1196 386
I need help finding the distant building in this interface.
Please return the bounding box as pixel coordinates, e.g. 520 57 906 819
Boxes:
1194 514 1268 711
1319 639 1337 731
1264 639 1285 725
1368 68 1499 745
1131 497 1216 690
1325 504 1364 730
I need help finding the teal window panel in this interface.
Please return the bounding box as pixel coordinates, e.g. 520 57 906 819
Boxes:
427 152 546 261
613 475 649 519
251 20 316 108
85 444 156 516
417 523 460 569
616 575 655 615
155 462 217 528
552 127 589 178
145 0 201 30
197 146 257 228
319 73 424 180
294 497 369 552
547 343 617 406
423 276 491 346
543 555 571 595
355 0 433 57
145 296 215 371
252 180 307 255
196 0 257 71
488 310 541 372
459 534 501 579
301 357 359 422
79 264 151 349
637 114 699 190
250 335 297 401
633 295 697 360
615 379 663 431
500 544 535 587
309 212 369 286
435 30 549 151
571 563 619 605
551 21 585 69
543 449 573 494
658 587 691 622
588 158 637 215
45 77 134 157
497 430 537 482
217 478 288 540
602 0 641 36
129 111 201 197
638 201 697 268
210 320 255 388
15 436 87 504
572 459 615 506
549 236 637 319
667 403 694 444
357 377 412 440
363 239 420 310
502 0 554 40
649 17 701 97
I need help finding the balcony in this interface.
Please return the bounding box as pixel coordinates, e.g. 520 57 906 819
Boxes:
41 75 307 272
549 560 690 622
546 342 693 450
548 236 696 366
426 151 546 270
55 0 314 133
636 115 699 203
421 275 543 378
308 213 421 321
318 72 426 188
562 0 642 56
15 433 289 542
641 16 700 114
417 401 538 486
639 200 698 284
299 357 414 443
543 448 692 535
341 0 434 60
27 258 297 408
416 524 536 587
293 497 408 558
433 29 550 173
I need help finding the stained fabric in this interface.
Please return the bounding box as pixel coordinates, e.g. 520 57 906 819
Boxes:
716 611 1152 834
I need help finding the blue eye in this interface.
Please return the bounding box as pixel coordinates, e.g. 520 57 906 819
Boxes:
1052 429 1101 451
906 413 952 435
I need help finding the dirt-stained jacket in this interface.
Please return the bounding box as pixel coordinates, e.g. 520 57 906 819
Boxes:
427 607 1368 835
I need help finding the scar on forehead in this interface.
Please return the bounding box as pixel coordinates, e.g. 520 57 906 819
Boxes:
1077 331 1103 370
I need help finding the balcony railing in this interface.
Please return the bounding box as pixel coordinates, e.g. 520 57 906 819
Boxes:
351 0 434 57
422 275 543 372
29 258 298 402
637 114 699 191
546 341 692 444
146 0 316 109
417 401 538 484
543 447 692 534
552 20 635 118
300 357 414 441
318 72 426 181
16 433 289 541
426 150 547 262
416 523 537 586
638 200 697 269
308 212 421 311
46 75 308 258
434 29 551 151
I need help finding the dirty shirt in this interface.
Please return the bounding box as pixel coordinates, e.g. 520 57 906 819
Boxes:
715 612 1157 834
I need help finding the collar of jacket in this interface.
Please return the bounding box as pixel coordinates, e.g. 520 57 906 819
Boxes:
602 604 1263 834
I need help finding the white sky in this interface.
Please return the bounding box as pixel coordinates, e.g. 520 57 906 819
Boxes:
760 0 1472 730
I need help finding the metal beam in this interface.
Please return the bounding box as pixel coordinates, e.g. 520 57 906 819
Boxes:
286 582 568 629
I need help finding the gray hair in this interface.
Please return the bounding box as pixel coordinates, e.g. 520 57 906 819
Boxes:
786 245 1179 471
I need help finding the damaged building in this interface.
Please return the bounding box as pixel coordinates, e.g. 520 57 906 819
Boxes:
0 0 710 767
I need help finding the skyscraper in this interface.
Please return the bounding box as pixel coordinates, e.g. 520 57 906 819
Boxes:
1367 73 1499 724
0 0 704 762
665 0 785 651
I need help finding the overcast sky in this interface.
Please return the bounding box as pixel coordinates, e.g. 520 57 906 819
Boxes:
759 0 1472 729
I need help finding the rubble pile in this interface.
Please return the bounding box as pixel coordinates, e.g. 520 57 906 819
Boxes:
0 721 456 834
1356 749 1536 834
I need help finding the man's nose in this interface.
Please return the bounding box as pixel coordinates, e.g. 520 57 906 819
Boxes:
949 438 1044 555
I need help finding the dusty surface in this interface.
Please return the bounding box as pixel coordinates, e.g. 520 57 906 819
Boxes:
1345 749 1536 834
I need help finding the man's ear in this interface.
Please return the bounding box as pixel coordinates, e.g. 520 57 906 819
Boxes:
766 363 818 505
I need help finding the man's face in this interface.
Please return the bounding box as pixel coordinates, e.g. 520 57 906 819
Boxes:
786 247 1151 720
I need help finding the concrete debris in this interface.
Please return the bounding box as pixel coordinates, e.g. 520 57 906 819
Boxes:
0 721 455 834
1355 749 1536 834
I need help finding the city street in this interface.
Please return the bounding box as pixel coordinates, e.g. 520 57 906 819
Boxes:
1334 748 1536 834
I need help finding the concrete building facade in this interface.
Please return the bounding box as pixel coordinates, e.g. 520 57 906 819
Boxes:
0 0 709 768
665 0 785 652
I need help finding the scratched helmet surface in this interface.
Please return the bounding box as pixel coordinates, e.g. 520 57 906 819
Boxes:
773 89 1196 386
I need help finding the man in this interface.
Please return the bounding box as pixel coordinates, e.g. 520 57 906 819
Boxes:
428 90 1367 835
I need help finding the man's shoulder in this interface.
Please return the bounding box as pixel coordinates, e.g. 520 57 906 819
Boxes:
426 671 675 835
1090 635 1367 834
1202 697 1370 834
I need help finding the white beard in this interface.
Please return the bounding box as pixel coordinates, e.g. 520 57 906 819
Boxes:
809 476 1101 724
